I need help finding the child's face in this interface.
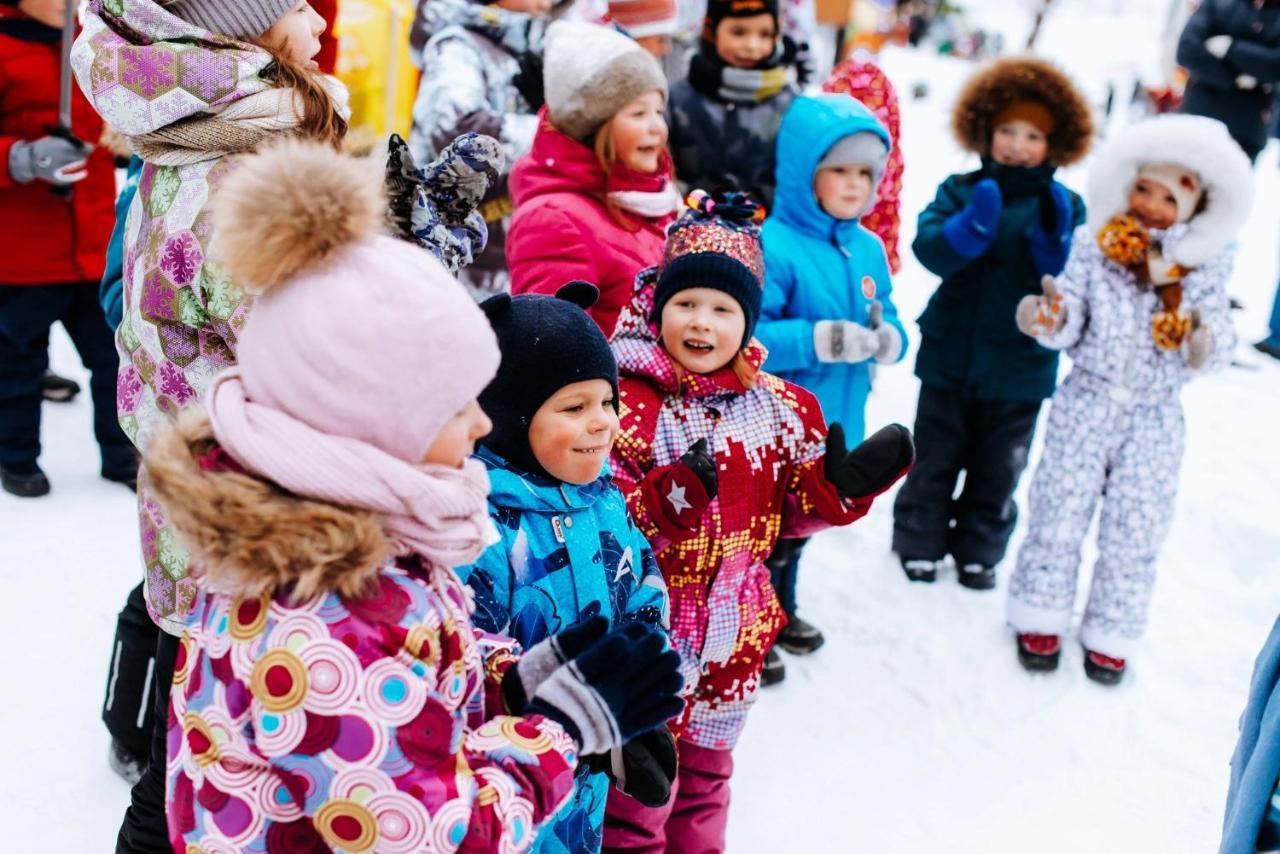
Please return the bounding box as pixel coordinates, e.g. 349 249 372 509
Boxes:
496 0 553 17
990 119 1048 168
660 288 746 374
1128 177 1179 230
636 34 674 57
258 0 326 67
813 164 874 221
422 399 492 469
527 379 620 484
607 90 668 174
17 0 64 28
714 14 778 69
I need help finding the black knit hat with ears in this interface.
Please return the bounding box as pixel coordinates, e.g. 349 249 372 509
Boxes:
477 282 620 479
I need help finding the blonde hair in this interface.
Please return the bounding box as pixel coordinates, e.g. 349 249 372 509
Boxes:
593 120 642 231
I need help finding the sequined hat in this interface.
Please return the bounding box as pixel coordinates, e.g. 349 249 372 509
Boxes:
652 190 765 346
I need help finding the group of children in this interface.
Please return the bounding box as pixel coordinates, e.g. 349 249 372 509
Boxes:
0 0 1263 850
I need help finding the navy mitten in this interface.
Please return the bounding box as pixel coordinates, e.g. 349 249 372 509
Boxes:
1029 182 1075 276
941 178 1002 259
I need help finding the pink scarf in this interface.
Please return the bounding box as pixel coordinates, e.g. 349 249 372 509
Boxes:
206 370 496 568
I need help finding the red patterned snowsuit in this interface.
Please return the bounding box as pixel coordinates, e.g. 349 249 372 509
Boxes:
824 57 905 273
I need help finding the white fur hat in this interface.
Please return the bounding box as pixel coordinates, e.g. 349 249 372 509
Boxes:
543 21 668 142
1086 115 1254 267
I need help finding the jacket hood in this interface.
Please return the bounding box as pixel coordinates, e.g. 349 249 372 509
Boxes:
72 0 276 136
477 446 612 513
1086 114 1254 267
772 94 891 241
144 408 391 602
510 109 674 206
611 268 766 397
410 0 540 62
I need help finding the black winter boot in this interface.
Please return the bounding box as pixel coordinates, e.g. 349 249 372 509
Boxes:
1 464 50 498
1016 633 1060 672
957 562 996 590
900 556 940 583
41 370 81 403
776 615 825 655
761 648 785 686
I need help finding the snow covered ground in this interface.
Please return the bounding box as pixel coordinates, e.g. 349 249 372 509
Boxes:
2 1 1278 851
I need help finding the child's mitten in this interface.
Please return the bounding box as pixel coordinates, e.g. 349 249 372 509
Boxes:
1016 275 1067 338
502 615 610 713
512 48 546 111
813 320 881 363
1029 182 1074 276
8 135 91 185
641 439 718 538
603 727 678 807
941 178 1002 259
867 300 903 363
1185 309 1214 370
823 423 915 501
524 623 685 754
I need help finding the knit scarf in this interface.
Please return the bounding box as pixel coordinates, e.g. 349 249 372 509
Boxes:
687 37 799 105
206 370 497 568
609 181 684 218
129 74 350 166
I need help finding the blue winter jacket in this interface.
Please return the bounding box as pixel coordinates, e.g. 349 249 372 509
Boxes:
1222 616 1280 854
99 155 142 331
756 94 908 444
455 446 669 854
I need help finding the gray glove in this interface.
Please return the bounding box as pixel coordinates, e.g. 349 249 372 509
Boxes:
814 319 881 363
1186 309 1214 370
1016 275 1067 338
8 136 92 186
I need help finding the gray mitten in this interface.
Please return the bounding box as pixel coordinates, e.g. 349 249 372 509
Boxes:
1016 275 1067 338
814 320 881 363
867 301 902 364
8 136 91 186
1186 309 1213 370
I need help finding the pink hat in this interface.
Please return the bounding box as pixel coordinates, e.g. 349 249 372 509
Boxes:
608 0 678 39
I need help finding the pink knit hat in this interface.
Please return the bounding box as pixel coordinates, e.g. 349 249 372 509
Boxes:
609 0 678 38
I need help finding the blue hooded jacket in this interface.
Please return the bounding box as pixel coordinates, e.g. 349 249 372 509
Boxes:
756 94 908 444
455 446 669 854
1222 616 1280 854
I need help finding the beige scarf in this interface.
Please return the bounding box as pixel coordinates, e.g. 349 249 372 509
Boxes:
130 75 350 166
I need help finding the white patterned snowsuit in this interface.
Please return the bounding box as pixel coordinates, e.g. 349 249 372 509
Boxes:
1006 225 1235 658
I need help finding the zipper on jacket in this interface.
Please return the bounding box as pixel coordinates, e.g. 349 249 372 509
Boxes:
558 484 584 619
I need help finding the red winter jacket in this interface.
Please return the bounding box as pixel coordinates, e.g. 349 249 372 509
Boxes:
0 10 114 285
507 110 675 337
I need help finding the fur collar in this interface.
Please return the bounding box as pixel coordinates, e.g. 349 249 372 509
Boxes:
1086 115 1254 268
144 408 391 602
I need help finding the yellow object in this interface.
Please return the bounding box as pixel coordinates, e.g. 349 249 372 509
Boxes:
335 0 419 139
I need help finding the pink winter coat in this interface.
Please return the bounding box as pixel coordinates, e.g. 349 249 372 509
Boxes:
507 111 675 336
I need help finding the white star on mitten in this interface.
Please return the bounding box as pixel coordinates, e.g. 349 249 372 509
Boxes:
666 482 692 513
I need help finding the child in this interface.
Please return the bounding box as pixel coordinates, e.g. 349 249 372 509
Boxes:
755 94 908 683
144 138 684 853
72 1 348 846
823 53 905 274
666 0 800 211
1007 114 1251 684
455 283 674 853
609 0 679 57
602 191 915 851
891 57 1093 591
507 20 680 337
408 0 548 300
1222 615 1280 854
0 0 135 498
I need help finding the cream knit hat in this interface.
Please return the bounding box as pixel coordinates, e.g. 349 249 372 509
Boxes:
543 21 668 142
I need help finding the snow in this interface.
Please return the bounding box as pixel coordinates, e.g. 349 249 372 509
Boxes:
2 1 1279 851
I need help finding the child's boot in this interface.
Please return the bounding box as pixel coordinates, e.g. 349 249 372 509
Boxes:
762 647 786 686
776 615 825 655
41 370 81 403
900 556 942 583
1016 632 1060 672
1083 649 1126 685
957 562 996 590
1 463 50 498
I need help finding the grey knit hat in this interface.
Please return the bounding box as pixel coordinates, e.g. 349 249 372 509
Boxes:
543 21 668 142
817 131 889 190
164 0 297 39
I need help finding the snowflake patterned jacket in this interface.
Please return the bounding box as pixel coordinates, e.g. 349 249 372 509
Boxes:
1037 225 1236 394
71 0 347 633
146 412 579 853
454 446 669 853
609 272 870 750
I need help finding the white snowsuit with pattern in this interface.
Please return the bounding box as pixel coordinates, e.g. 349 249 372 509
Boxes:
1006 225 1235 658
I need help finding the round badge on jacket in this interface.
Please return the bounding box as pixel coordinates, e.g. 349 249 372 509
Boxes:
861 276 877 300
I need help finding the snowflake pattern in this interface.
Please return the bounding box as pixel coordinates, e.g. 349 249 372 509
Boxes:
160 232 201 284
119 44 177 99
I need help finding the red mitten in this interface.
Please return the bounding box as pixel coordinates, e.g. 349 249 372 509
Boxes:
640 439 717 541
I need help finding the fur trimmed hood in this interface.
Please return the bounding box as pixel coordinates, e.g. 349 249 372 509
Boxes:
1086 115 1254 267
144 408 391 602
952 56 1093 167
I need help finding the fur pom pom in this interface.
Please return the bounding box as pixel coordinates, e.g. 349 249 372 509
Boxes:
212 139 386 292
